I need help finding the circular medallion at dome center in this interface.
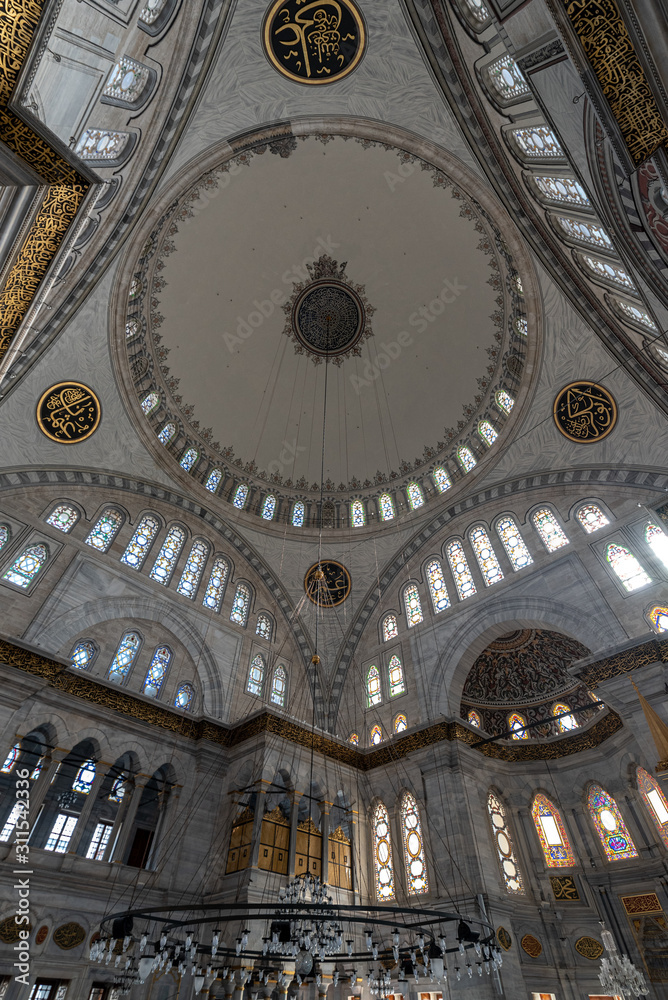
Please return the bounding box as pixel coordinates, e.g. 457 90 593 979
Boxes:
293 280 364 357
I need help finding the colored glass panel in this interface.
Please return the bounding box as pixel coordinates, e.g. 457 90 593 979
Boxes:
141 392 160 415
606 543 651 592
262 495 276 520
205 468 222 493
511 126 563 158
180 448 198 472
532 508 569 552
394 714 407 733
292 501 305 526
143 645 171 698
108 631 140 683
587 784 638 860
175 684 194 710
382 613 398 642
426 559 450 613
1 744 19 773
486 54 529 101
109 775 125 803
230 583 251 625
149 526 186 585
404 583 424 627
176 540 209 599
577 504 610 533
351 500 365 527
556 217 613 250
388 654 405 697
126 319 140 340
85 509 123 551
581 255 635 289
614 298 657 330
73 759 96 794
256 614 273 640
103 56 150 103
553 702 578 731
447 540 476 600
534 175 590 206
121 515 160 569
470 526 504 586
370 725 383 745
531 794 575 867
487 792 525 893
515 317 528 336
373 801 395 899
348 733 359 745
495 390 514 414
76 129 130 160
407 482 424 510
271 664 287 706
247 654 265 696
158 422 176 445
71 640 96 670
467 710 481 728
648 606 668 633
463 0 490 21
367 664 381 707
140 0 169 24
478 421 498 446
458 446 476 472
202 556 229 611
379 494 395 520
432 467 451 493
233 484 249 509
637 766 668 848
3 544 47 588
46 504 78 533
645 523 668 570
496 516 533 570
508 713 528 739
401 791 429 893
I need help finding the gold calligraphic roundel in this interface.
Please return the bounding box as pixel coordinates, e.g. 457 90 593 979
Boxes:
520 934 543 958
553 380 617 443
304 560 351 606
53 922 86 950
37 381 101 444
263 0 366 85
574 935 604 961
496 927 512 951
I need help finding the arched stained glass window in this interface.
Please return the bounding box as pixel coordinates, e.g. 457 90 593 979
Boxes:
180 448 198 472
577 504 610 533
262 495 277 521
388 655 405 697
614 298 657 331
648 606 668 633
645 523 668 570
73 759 96 794
394 714 407 733
121 515 160 569
470 526 504 586
247 654 265 696
109 775 126 803
292 501 305 527
149 525 186 585
467 709 481 728
256 613 273 640
432 468 451 493
108 631 140 683
606 543 651 592
531 794 575 867
463 0 490 22
403 583 424 627
508 713 528 739
103 55 150 103
532 508 569 552
351 500 365 527
158 422 176 445
458 446 476 472
382 613 398 642
175 684 194 711
496 516 532 571
588 783 638 860
487 792 525 894
370 725 383 745
141 392 160 415
230 583 251 625
581 255 635 290
426 559 450 613
177 540 209 599
202 556 229 612
3 543 48 588
348 732 359 745
233 484 249 509
407 483 424 510
271 664 287 706
205 468 222 493
533 175 590 206
514 318 528 337
495 390 515 414
46 504 78 533
486 54 529 101
139 0 169 24
372 801 395 899
143 645 172 698
510 125 563 159
379 494 395 520
401 791 429 894
75 129 131 161
71 640 96 670
637 766 668 848
447 541 476 600
126 319 140 340
478 421 498 447
85 508 123 551
367 664 381 707
1 743 20 773
556 217 614 250
553 702 578 731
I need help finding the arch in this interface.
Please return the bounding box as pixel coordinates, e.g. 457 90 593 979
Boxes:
142 645 172 698
247 654 265 696
233 484 249 509
425 558 450 613
647 605 668 633
532 507 569 552
495 390 515 414
495 515 532 571
394 713 407 733
351 500 365 527
158 421 177 445
176 539 209 599
432 467 451 493
103 55 154 108
85 508 124 552
348 732 359 745
205 468 223 493
141 391 160 415
256 612 274 641
606 542 651 592
120 513 161 569
2 543 48 589
487 791 524 894
406 482 424 510
587 783 638 860
379 494 395 520
366 664 381 707
400 791 429 894
446 539 476 600
387 654 405 697
270 664 287 707
552 702 578 732
576 503 610 534
508 712 528 739
262 495 277 521
372 801 395 900
382 613 398 642
467 709 481 728
478 420 498 446
531 793 575 867
292 501 305 526
370 724 383 745
230 582 252 626
202 555 230 611
149 524 187 585
457 445 476 472
645 522 668 570
45 503 80 534
108 631 141 684
1 743 20 773
469 525 504 586
174 683 195 711
484 54 529 103
403 582 423 627
180 447 199 472
71 639 97 671
636 766 668 847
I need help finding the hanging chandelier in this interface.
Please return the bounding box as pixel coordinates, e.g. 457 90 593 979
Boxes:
597 924 649 998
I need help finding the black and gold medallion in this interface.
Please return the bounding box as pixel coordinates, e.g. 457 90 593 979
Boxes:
304 560 351 606
553 380 617 443
37 381 101 444
263 0 366 85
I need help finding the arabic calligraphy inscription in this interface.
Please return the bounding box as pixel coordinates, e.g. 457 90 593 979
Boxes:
304 560 351 606
37 382 101 444
553 381 617 443
263 0 366 84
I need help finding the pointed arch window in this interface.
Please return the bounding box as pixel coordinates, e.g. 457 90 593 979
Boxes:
348 732 359 745
388 654 405 697
495 390 514 414
351 500 365 527
447 540 476 600
508 713 528 739
407 482 424 510
141 392 160 415
394 714 407 733
606 542 651 591
71 640 96 670
514 317 528 337
370 725 383 745
143 645 172 698
3 543 48 588
262 495 277 521
379 494 395 520
581 255 634 290
367 664 381 707
292 501 305 527
1 743 20 773
486 54 529 101
256 614 273 641
553 702 578 732
382 613 398 642
109 775 126 803
588 783 638 860
149 525 186 585
458 446 476 472
271 664 287 706
648 606 668 633
426 559 450 613
175 684 194 711
233 484 249 509
205 468 222 493
247 654 265 696
72 759 96 794
496 516 532 570
556 216 614 250
577 503 610 533
180 447 198 472
139 0 170 24
46 504 79 533
103 55 151 103
487 792 525 893
637 767 668 847
403 583 423 627
532 508 569 552
85 508 123 551
401 791 429 893
176 540 209 599
645 523 668 570
158 422 176 445
202 556 229 612
510 126 563 159
534 175 590 206
126 319 140 340
372 801 395 900
432 467 451 493
478 421 498 447
467 710 481 728
470 526 504 586
230 583 251 625
121 514 160 569
108 631 141 683
614 298 657 331
531 794 575 867
463 0 490 22
75 128 131 161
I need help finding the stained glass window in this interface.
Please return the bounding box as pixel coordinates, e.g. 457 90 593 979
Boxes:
467 709 481 728
205 468 222 493
432 467 451 493
577 504 610 534
256 613 273 640
532 508 569 552
233 484 249 509
271 664 287 706
606 543 651 592
486 55 529 101
158 422 176 445
1 803 24 841
247 654 265 696
121 515 159 569
648 606 668 633
175 684 194 711
379 494 395 520
176 540 209 599
508 713 528 739
426 559 450 613
487 792 525 893
370 725 383 745
637 766 668 848
407 482 424 510
351 500 365 527
645 523 668 570
533 175 590 206
478 421 498 447
581 255 635 290
3 543 47 588
129 277 142 301
180 448 198 472
613 298 657 330
75 129 130 161
292 501 305 526
458 446 477 472
85 509 123 552
463 0 490 21
143 645 171 698
382 613 398 642
587 783 638 860
388 654 406 697
103 56 150 104
373 801 395 899
553 702 578 732
511 126 563 159
470 526 504 586
400 791 429 893
403 583 424 627
87 821 113 861
496 516 533 570
109 775 126 803
149 526 186 585
495 390 515 414
556 217 614 250
349 732 359 745
1 744 19 773
46 504 78 533
367 664 381 707
447 540 477 600
44 813 78 852
73 759 96 794
230 583 251 625
202 556 229 611
262 495 277 521
141 392 160 415
394 714 407 733
140 0 169 23
71 640 96 670
126 319 140 340
108 631 140 683
531 794 575 867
